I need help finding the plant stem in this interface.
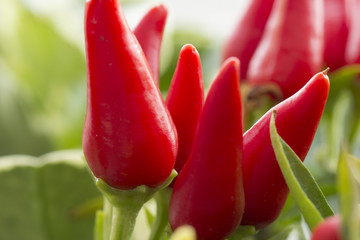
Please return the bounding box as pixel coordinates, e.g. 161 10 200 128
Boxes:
149 188 172 240
109 201 142 240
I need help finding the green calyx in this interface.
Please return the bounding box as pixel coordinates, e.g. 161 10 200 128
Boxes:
95 169 177 240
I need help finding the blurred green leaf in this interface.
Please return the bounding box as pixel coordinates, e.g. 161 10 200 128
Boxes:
270 110 334 231
267 226 293 240
228 225 257 240
347 154 360 184
337 149 360 240
0 150 101 240
0 0 87 154
325 90 354 172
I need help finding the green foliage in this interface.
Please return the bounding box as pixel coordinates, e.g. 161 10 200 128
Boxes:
270 110 334 231
0 150 101 240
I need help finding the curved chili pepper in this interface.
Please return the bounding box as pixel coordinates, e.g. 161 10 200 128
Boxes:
247 0 324 99
133 4 168 85
311 216 342 240
222 0 275 80
83 0 177 190
323 0 349 70
345 0 360 64
241 70 330 228
169 58 244 240
166 44 204 177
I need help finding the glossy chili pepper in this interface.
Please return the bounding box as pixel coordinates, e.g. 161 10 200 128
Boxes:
247 0 324 99
222 0 275 80
241 70 330 228
133 4 168 85
83 0 177 190
323 0 349 70
311 216 342 240
169 58 244 240
345 0 360 64
165 44 204 177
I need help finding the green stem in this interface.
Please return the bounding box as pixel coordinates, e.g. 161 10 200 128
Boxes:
149 188 172 240
103 197 112 240
94 170 177 240
109 202 142 240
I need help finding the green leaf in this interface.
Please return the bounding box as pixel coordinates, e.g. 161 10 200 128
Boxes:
347 154 360 185
337 149 360 240
270 110 334 230
267 226 293 240
228 225 257 240
0 150 101 240
326 90 353 172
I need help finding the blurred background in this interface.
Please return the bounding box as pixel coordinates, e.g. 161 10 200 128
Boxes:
0 0 251 156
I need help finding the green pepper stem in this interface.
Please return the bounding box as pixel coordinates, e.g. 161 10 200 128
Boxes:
149 188 172 240
109 201 142 240
95 170 177 240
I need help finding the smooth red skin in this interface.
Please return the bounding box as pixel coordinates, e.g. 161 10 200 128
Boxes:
133 4 167 85
83 0 177 190
241 71 330 228
345 0 360 64
222 0 275 80
323 0 349 70
247 0 324 99
166 44 204 177
169 58 244 240
311 216 342 240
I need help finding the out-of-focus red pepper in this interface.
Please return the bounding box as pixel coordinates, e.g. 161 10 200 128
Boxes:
241 70 330 228
222 0 275 80
165 44 204 177
169 58 244 240
83 0 177 190
345 0 360 64
247 0 324 99
311 216 342 240
323 0 349 70
133 4 168 85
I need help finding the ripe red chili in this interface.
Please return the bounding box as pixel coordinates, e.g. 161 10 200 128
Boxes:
133 4 168 85
222 0 275 80
241 70 330 228
323 0 349 70
83 0 177 190
311 216 342 240
165 44 204 177
345 0 360 64
247 0 324 99
169 58 244 240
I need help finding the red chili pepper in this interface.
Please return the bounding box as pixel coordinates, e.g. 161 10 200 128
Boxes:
222 0 275 80
241 70 330 228
345 0 360 64
134 4 168 85
323 0 349 70
247 0 324 99
311 216 342 240
165 44 204 177
83 0 177 190
169 58 244 240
